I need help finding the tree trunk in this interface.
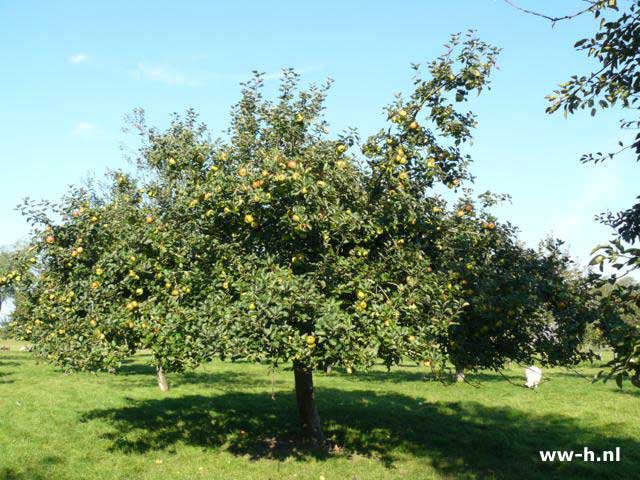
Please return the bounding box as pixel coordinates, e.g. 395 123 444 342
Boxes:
156 365 169 392
293 362 325 446
455 366 465 383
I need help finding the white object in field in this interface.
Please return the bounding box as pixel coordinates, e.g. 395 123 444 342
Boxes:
525 366 542 388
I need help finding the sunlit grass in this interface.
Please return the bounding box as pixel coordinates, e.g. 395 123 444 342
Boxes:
1 340 638 480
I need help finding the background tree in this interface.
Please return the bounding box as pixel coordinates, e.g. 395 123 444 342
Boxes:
430 193 598 381
8 132 225 392
0 244 24 322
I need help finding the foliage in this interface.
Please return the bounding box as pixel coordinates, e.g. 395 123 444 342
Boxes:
0 244 28 327
4 31 602 441
433 193 599 372
9 161 222 373
545 0 640 386
8 33 499 378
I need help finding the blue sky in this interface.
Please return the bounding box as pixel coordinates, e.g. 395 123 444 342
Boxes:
1 0 638 270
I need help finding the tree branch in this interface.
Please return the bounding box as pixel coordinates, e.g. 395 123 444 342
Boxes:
502 0 597 24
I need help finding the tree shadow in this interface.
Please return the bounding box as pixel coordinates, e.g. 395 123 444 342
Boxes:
328 368 440 384
344 367 528 386
347 366 623 388
80 388 639 479
115 361 287 390
0 355 27 361
0 360 19 385
0 455 64 480
548 371 640 395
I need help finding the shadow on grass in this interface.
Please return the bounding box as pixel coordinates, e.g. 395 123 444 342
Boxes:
0 355 27 362
612 387 640 398
115 361 288 390
0 455 64 480
347 365 621 387
81 388 639 480
343 368 526 386
0 360 19 385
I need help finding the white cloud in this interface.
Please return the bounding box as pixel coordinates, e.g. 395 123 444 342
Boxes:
132 63 325 87
546 163 625 270
73 122 95 135
69 53 89 64
551 165 621 242
134 63 202 87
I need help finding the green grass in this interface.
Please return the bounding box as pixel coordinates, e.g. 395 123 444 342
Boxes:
1 340 638 480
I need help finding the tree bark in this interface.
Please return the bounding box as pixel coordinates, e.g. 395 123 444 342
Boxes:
293 362 325 446
156 365 169 392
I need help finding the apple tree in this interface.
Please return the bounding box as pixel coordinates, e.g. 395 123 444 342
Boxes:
9 32 558 445
182 32 501 444
8 117 228 391
0 245 23 317
430 193 600 381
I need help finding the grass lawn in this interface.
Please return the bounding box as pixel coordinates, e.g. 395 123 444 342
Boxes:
1 340 638 480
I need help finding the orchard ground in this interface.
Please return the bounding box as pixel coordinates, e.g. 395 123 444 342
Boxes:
1 340 638 480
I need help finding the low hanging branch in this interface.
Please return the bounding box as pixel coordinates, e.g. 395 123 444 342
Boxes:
502 0 600 24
